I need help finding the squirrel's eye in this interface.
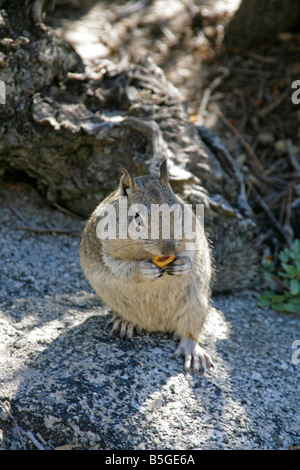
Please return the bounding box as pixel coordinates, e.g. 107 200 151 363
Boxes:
133 212 144 227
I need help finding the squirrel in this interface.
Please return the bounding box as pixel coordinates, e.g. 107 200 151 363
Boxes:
79 160 214 373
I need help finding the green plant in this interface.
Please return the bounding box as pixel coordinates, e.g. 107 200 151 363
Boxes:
258 239 300 314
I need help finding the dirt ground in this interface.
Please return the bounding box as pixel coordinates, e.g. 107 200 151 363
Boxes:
47 0 300 252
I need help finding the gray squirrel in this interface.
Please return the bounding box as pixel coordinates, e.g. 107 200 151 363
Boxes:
79 160 214 373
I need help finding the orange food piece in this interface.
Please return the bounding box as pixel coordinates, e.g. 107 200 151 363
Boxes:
152 254 176 268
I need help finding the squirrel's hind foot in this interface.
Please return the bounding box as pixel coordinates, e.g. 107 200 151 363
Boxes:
174 338 214 374
107 314 141 340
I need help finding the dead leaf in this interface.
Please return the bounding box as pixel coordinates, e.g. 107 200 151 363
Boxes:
55 444 74 450
289 444 300 450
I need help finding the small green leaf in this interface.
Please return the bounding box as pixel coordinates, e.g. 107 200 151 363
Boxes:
290 279 300 296
279 251 289 263
294 239 300 254
284 246 292 257
261 289 274 299
278 272 290 279
257 298 270 307
281 303 300 313
271 294 287 304
281 262 291 273
285 297 300 305
272 303 286 311
257 241 300 314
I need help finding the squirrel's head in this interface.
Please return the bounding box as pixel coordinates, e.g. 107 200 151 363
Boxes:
112 160 188 257
119 160 173 205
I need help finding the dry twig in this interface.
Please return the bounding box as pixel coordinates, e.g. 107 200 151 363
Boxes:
26 431 45 450
0 399 26 449
209 102 265 173
251 186 294 250
10 207 81 236
286 139 300 174
13 225 81 235
198 69 229 120
258 89 290 118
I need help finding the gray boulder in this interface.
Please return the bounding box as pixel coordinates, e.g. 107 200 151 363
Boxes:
0 185 298 450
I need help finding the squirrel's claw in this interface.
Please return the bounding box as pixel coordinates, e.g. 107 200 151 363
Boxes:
108 314 139 340
139 259 164 281
174 338 214 374
165 255 192 276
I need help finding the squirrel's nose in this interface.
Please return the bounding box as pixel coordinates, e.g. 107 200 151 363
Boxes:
160 239 176 255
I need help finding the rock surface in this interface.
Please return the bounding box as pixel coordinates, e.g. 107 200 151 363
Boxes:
0 184 299 450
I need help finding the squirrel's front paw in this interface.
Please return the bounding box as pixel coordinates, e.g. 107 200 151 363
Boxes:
139 259 164 281
165 255 192 276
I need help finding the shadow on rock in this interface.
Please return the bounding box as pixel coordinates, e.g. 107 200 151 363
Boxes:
11 314 191 449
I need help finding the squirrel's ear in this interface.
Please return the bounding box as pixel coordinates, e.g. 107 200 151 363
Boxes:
159 160 169 186
119 166 136 194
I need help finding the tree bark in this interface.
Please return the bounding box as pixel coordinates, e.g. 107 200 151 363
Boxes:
225 0 300 49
